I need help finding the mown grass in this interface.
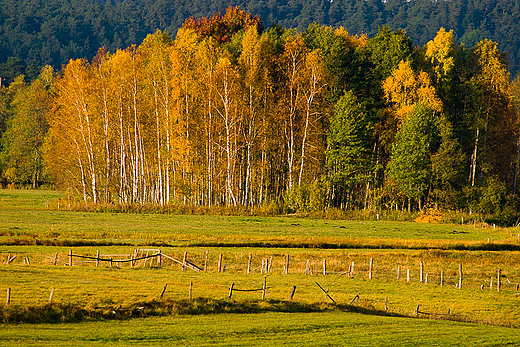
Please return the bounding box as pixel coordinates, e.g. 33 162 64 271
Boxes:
0 189 517 249
1 311 520 346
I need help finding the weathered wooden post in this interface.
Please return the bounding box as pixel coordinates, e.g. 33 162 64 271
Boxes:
262 277 267 300
425 273 428 284
322 259 327 276
159 283 167 301
54 252 58 266
68 249 73 267
158 249 162 267
189 282 193 300
247 253 252 274
351 261 355 277
289 286 296 301
369 258 373 279
6 288 10 305
440 269 444 286
182 252 187 271
415 305 420 317
268 256 273 273
96 250 100 267
218 254 223 273
285 255 289 275
228 282 234 298
397 265 401 280
305 259 310 275
497 269 501 292
204 250 209 272
385 296 388 311
420 261 424 283
407 269 410 282
458 264 463 289
490 276 493 291
48 288 54 306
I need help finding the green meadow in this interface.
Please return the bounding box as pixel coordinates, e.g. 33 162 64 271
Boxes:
1 189 520 345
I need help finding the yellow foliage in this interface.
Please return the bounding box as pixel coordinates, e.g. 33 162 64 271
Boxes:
383 60 442 124
415 209 444 223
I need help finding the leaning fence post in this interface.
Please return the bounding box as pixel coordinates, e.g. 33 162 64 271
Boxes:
48 288 54 306
183 252 187 271
159 283 167 301
6 288 10 305
96 250 100 268
369 258 373 279
497 269 501 292
262 277 267 300
247 253 252 274
68 250 73 267
229 282 234 299
289 286 296 301
268 256 273 273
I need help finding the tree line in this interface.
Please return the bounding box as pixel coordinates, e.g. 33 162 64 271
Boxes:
1 0 520 83
1 8 520 223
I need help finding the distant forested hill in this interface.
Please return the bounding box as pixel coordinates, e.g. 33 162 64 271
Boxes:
1 0 520 81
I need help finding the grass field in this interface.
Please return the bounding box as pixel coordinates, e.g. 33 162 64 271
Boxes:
2 311 520 346
2 189 520 345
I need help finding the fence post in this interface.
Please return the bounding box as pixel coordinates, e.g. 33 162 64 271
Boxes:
285 255 289 275
397 265 401 280
189 282 193 300
96 250 100 267
385 296 388 311
323 259 327 276
68 249 73 267
247 254 252 274
420 261 424 283
440 269 444 286
262 277 267 300
54 252 58 266
425 273 428 285
490 276 493 291
497 269 501 292
415 305 420 317
351 261 355 277
204 250 208 272
268 256 273 273
158 249 162 267
229 282 234 299
407 269 410 282
183 252 187 271
305 259 310 275
159 283 167 301
458 264 463 289
218 254 223 273
369 258 373 279
48 288 54 306
289 286 296 301
6 288 10 305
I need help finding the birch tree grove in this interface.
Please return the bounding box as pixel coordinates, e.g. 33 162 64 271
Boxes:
35 13 520 219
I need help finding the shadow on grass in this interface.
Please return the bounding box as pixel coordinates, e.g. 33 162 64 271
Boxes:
0 297 486 327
